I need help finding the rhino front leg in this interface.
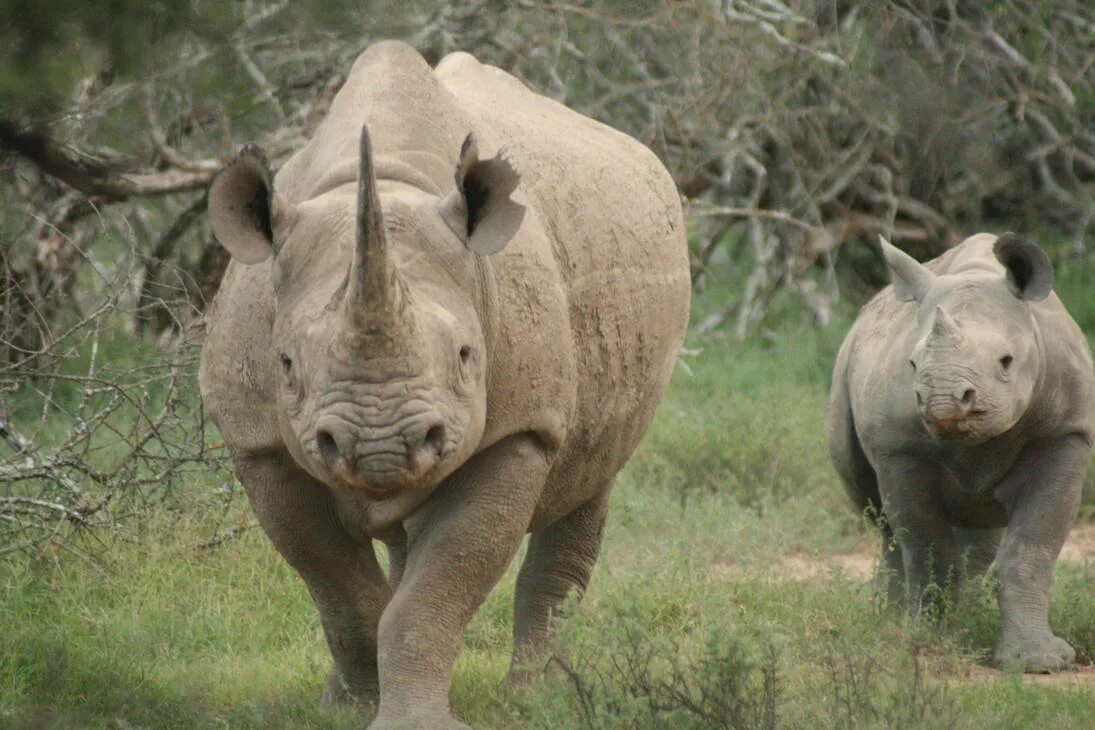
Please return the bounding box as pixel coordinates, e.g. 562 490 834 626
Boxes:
878 459 959 616
370 434 549 730
993 435 1087 672
234 454 391 707
955 527 1003 581
509 490 609 682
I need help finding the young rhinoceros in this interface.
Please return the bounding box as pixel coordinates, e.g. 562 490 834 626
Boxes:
199 42 689 728
828 233 1094 672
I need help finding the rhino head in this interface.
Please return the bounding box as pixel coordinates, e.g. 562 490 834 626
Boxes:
207 125 523 497
881 234 1053 445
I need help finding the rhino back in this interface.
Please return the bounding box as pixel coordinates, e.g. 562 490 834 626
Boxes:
436 53 691 516
277 41 473 204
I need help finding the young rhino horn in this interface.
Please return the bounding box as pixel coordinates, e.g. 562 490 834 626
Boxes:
930 306 963 345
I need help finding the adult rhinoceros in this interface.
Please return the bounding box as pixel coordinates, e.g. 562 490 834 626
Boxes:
828 233 1094 672
199 41 690 728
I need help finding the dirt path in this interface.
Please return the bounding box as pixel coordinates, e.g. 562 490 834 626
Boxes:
712 523 1095 689
961 663 1095 688
749 522 1095 584
1060 522 1095 563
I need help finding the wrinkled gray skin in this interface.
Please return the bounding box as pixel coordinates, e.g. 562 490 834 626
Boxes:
199 42 689 729
828 233 1095 672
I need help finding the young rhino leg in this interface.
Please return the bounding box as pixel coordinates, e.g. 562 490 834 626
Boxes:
954 527 1002 582
876 521 906 607
509 490 610 683
877 459 959 617
234 454 391 707
993 435 1087 672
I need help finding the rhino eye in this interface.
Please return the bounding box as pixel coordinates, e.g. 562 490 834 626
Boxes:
279 353 293 373
459 346 472 364
909 359 917 372
1000 355 1013 370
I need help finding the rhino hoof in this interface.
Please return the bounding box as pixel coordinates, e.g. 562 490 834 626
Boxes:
994 634 1076 673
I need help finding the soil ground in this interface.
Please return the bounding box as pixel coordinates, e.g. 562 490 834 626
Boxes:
712 523 1095 688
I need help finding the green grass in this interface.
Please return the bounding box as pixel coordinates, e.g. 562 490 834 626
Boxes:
4 243 1095 728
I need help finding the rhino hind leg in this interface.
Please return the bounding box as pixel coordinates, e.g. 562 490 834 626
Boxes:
508 490 610 684
232 454 391 708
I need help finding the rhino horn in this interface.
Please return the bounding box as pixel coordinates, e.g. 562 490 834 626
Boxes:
880 237 935 303
345 123 410 335
930 306 964 345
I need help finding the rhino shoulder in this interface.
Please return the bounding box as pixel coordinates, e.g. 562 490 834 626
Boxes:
851 287 916 350
199 260 283 454
1032 296 1095 437
479 232 579 455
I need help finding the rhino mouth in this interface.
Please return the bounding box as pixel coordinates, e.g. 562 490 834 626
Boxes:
926 420 968 439
921 416 992 445
328 461 420 498
315 419 448 497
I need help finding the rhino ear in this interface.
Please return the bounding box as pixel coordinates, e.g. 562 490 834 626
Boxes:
208 145 284 264
439 133 525 256
994 232 1053 301
880 237 935 302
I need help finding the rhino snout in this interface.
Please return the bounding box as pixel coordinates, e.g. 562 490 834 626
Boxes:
915 382 978 436
314 414 447 494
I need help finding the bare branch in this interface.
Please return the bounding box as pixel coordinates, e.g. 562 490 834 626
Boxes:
0 118 215 199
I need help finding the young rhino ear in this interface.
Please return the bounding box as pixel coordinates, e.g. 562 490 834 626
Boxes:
208 145 283 264
439 133 525 255
994 232 1053 301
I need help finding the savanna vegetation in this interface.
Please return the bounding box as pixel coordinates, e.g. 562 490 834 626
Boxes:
3 2 1095 728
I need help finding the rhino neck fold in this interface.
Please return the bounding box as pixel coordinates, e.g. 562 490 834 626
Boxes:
471 251 497 393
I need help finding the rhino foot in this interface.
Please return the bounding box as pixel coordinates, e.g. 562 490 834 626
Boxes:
994 633 1075 673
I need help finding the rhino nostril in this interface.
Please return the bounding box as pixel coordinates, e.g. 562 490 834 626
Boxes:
407 424 445 476
961 389 975 405
424 424 445 456
317 429 340 467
